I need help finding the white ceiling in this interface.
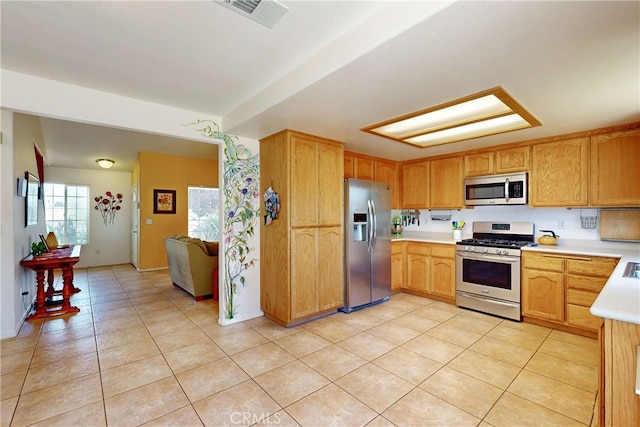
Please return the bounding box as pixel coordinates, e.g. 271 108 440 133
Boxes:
2 0 639 171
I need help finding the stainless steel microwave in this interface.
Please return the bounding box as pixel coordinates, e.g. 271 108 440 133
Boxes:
464 172 527 205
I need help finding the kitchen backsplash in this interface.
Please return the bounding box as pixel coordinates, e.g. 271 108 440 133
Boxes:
392 205 638 246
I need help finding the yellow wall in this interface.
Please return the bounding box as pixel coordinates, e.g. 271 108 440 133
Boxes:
137 151 218 270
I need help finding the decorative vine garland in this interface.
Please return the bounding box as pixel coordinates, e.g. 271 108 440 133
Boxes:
187 120 260 320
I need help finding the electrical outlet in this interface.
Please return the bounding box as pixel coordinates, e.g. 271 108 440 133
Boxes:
558 220 566 229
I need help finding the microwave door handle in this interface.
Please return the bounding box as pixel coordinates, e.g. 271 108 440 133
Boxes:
505 177 510 203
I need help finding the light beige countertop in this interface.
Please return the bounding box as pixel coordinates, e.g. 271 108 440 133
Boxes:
391 232 640 325
391 231 462 245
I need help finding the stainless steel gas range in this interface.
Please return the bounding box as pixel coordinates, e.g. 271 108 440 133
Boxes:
455 221 535 321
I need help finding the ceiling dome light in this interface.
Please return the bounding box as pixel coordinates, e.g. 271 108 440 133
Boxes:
96 158 115 169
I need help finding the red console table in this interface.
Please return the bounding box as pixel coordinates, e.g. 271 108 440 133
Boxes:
20 245 82 319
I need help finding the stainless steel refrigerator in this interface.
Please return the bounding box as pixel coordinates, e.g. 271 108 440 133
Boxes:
341 178 391 312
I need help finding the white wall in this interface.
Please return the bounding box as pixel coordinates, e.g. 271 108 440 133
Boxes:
216 135 263 326
45 167 132 268
393 204 631 246
1 70 263 337
1 111 20 338
1 110 51 338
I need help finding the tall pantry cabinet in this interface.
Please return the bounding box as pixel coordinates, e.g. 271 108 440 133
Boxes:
260 130 345 326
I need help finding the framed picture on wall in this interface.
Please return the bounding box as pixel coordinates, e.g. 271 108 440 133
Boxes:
153 189 176 214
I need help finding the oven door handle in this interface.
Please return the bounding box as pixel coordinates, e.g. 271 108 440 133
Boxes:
457 291 520 308
456 252 520 263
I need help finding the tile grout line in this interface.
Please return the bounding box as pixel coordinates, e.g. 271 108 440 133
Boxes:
4 265 600 427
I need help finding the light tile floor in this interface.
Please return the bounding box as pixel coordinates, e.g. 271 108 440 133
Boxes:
1 264 600 427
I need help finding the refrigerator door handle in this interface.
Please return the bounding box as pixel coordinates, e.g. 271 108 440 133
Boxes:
367 199 373 252
370 199 377 252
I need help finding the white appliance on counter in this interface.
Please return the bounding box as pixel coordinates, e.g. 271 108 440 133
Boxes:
341 179 391 312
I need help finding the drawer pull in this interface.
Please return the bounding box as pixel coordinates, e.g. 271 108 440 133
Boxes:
542 254 592 262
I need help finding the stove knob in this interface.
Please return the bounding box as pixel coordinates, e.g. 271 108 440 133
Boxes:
502 249 509 256
482 247 489 254
495 248 502 255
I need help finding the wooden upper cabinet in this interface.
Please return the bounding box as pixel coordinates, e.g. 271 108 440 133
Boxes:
430 156 463 209
291 135 318 226
261 130 345 326
401 161 429 208
344 152 354 179
344 152 399 208
344 152 375 180
590 128 640 206
291 133 343 227
318 142 344 226
530 137 589 207
464 152 493 177
464 146 529 177
400 156 462 209
495 146 530 174
374 159 399 209
354 156 375 180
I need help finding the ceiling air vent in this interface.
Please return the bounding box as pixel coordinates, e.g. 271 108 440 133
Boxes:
218 0 289 28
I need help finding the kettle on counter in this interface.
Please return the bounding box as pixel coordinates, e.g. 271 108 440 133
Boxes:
538 230 560 245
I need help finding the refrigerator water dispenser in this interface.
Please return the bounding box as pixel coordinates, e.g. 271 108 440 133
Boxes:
353 213 367 241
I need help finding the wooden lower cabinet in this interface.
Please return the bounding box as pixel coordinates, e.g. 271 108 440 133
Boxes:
405 242 429 293
429 245 456 299
522 268 565 322
261 130 344 327
600 319 640 426
522 251 618 336
566 275 608 330
291 227 343 321
391 241 404 293
403 242 455 303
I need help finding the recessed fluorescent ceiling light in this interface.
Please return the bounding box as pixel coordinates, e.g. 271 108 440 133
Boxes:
362 87 541 148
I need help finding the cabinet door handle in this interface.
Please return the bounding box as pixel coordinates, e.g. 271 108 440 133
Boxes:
542 254 592 262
